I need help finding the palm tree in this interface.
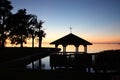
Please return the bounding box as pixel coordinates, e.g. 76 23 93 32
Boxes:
28 17 46 48
28 15 37 47
36 20 46 48
0 0 13 47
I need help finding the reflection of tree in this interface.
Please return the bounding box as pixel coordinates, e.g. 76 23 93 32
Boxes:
0 0 13 47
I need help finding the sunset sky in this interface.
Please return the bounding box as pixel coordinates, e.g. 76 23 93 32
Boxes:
11 0 120 45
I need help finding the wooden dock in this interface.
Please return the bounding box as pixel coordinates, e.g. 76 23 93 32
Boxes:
50 50 120 73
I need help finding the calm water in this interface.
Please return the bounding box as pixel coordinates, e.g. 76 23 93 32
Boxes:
27 43 120 70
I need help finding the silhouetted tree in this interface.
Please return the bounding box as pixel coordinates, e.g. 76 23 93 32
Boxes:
7 9 32 47
28 15 37 47
0 0 13 47
36 20 46 48
28 17 46 48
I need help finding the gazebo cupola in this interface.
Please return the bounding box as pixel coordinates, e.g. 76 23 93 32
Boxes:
50 33 92 53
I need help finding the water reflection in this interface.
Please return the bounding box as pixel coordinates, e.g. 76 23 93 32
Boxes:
26 56 50 70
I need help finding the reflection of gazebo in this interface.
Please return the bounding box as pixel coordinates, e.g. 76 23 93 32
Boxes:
50 33 92 53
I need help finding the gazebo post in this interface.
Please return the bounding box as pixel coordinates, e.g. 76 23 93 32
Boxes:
75 45 79 53
55 44 58 48
62 45 67 54
84 45 87 53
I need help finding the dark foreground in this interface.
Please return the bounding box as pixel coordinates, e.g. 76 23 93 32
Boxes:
0 48 120 80
0 69 119 80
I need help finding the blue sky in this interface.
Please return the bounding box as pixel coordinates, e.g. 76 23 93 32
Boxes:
11 0 120 43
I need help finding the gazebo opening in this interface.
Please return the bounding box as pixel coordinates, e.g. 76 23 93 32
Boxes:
66 45 75 52
79 45 84 52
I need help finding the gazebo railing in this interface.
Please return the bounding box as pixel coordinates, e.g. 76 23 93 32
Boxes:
57 52 87 55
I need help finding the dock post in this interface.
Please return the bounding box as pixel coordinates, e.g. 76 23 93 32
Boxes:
39 59 42 69
32 61 34 69
51 66 53 70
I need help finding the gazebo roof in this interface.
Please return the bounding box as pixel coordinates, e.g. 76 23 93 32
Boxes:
50 33 92 46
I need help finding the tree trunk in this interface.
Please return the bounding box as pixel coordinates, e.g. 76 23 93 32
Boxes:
1 35 5 48
1 16 5 48
39 36 42 48
32 35 34 47
38 28 42 48
21 34 23 48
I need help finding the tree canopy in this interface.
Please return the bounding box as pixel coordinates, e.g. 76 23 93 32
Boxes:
6 9 33 47
0 0 13 47
0 0 45 48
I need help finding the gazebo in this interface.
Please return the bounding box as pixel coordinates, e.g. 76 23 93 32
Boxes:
50 33 92 53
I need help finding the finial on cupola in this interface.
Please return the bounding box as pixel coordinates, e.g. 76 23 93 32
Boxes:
69 26 72 33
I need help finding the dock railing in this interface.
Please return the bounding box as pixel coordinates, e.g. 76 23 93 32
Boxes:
50 52 93 71
50 51 120 73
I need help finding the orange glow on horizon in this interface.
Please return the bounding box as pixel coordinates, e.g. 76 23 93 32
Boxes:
5 39 120 53
5 33 120 47
43 33 120 44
